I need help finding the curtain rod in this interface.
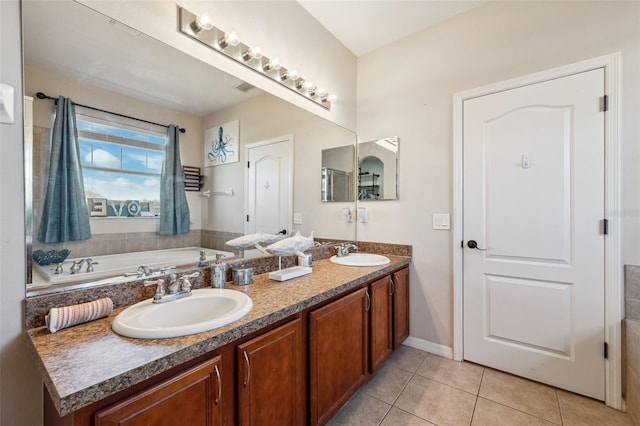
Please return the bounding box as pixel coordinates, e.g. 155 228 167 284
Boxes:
35 92 186 134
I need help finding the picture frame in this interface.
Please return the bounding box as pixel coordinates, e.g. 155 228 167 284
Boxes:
204 120 239 166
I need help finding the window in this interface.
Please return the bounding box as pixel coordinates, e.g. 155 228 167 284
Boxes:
77 116 166 218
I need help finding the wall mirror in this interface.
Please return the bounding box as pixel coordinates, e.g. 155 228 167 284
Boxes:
358 137 399 200
23 1 356 293
321 146 355 202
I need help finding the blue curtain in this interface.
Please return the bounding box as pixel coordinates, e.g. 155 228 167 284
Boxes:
159 125 190 235
37 97 91 243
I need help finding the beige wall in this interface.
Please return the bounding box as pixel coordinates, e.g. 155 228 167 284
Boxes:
202 93 357 241
356 1 640 347
1 1 43 425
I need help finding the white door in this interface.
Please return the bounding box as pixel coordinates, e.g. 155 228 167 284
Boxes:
463 69 606 399
245 136 293 235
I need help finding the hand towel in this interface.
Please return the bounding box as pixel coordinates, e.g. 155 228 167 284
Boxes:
46 297 113 333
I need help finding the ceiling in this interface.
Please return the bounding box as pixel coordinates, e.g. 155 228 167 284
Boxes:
23 1 488 118
297 0 487 56
23 1 258 117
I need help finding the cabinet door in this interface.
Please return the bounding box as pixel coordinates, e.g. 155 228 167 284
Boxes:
370 275 393 372
393 267 410 349
310 287 369 426
94 356 223 426
237 318 303 426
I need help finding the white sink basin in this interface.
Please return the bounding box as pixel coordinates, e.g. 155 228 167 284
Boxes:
330 253 391 267
112 289 253 339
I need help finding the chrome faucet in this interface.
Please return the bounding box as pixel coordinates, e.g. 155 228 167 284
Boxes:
144 272 200 304
138 265 153 277
69 258 97 274
336 243 358 257
124 264 177 278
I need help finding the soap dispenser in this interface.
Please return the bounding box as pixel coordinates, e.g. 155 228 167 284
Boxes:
211 253 227 289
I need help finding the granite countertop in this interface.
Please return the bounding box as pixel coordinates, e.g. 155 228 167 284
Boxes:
26 256 410 417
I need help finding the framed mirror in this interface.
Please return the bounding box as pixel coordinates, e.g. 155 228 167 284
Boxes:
357 137 399 201
23 1 356 293
321 145 355 202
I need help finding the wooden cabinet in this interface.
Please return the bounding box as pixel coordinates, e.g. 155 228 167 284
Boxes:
392 267 410 349
94 356 224 426
45 265 409 426
237 318 304 426
310 287 369 426
370 275 393 372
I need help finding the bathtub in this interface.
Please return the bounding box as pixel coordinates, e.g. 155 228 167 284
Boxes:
32 247 235 287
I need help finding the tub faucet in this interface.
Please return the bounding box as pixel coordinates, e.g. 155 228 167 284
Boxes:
70 258 87 274
138 265 153 277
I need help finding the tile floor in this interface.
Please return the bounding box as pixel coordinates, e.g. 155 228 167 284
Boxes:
328 346 634 426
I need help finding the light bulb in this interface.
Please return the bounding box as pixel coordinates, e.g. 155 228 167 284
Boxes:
227 31 240 46
326 94 337 103
280 69 298 81
312 87 326 98
190 12 214 34
218 31 240 49
303 80 315 92
263 57 281 72
197 12 214 30
242 46 262 61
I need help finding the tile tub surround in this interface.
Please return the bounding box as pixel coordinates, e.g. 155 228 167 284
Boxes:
627 319 640 425
626 265 640 321
26 255 410 417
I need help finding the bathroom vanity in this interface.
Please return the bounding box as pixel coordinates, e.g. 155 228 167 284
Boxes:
28 255 410 426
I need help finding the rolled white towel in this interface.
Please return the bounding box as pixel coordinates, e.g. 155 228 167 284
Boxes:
46 297 114 333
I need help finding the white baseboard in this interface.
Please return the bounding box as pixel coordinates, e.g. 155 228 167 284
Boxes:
403 336 453 359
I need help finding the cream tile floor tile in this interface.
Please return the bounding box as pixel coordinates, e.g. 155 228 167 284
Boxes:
330 349 634 425
478 368 562 424
416 353 484 395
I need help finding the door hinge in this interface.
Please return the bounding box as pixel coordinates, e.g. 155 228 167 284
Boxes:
461 240 464 248
603 218 609 235
602 95 608 112
247 161 250 168
246 214 249 222
604 342 608 359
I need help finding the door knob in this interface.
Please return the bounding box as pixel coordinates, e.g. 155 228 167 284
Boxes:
467 240 487 250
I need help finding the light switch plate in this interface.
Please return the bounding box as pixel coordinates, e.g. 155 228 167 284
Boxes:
293 212 303 225
432 213 450 230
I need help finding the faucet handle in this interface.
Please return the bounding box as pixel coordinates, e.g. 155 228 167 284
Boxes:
144 278 166 300
85 258 97 273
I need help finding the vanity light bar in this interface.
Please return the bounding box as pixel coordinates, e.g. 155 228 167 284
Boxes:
177 6 335 111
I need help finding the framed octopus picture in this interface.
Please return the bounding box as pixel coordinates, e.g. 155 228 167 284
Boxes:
204 120 239 166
